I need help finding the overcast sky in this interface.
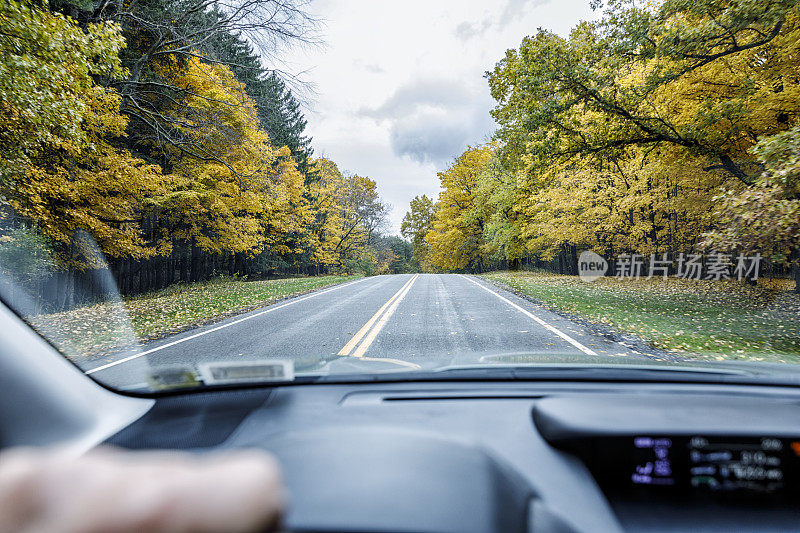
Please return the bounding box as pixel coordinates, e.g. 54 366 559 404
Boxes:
279 0 600 234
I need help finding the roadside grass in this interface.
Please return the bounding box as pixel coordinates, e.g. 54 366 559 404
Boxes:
27 275 360 359
480 271 800 363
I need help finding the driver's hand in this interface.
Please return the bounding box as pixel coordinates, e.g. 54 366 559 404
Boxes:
0 446 285 533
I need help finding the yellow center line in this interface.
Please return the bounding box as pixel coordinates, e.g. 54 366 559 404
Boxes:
337 275 417 356
351 274 418 358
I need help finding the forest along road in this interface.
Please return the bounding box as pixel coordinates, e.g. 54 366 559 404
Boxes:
86 273 657 387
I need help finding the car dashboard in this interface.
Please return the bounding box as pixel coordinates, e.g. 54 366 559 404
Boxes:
107 380 800 533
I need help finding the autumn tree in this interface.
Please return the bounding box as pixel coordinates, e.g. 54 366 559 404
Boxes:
401 195 435 271
426 147 494 272
149 57 319 278
473 154 528 267
438 0 800 279
0 0 123 181
305 159 389 272
704 126 800 291
1 0 403 302
335 175 388 267
1 0 167 263
514 148 727 259
203 30 316 177
44 0 317 174
488 0 800 183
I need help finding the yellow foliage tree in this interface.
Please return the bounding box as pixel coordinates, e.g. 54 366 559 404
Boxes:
426 146 493 271
1 1 167 264
306 159 387 270
307 158 348 267
155 58 313 260
517 148 730 259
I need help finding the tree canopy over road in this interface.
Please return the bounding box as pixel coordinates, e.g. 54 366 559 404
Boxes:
0 0 408 306
403 0 800 291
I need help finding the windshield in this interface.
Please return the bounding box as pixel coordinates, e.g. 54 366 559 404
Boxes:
1 0 799 392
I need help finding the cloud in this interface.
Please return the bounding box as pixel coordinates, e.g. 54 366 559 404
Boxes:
363 63 385 73
454 20 492 42
454 0 552 43
388 121 471 166
498 0 551 29
362 79 495 167
353 59 386 74
364 79 471 119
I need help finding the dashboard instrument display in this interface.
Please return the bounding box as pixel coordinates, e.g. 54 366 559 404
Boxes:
626 436 800 496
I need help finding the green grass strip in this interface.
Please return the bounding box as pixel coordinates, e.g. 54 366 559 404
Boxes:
481 271 800 363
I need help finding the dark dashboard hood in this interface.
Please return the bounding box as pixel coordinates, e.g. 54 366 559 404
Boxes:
295 352 800 388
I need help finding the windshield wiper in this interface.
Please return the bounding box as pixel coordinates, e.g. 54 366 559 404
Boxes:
436 363 748 377
139 360 800 393
296 362 800 387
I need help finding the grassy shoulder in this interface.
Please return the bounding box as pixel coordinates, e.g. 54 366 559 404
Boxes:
29 275 360 359
480 271 800 363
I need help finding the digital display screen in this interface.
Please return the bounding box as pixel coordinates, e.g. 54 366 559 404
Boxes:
687 436 784 493
631 437 675 486
627 436 800 496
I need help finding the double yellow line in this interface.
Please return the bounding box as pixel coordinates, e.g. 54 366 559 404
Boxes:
338 274 419 359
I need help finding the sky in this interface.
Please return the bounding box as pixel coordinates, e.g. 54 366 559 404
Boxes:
279 0 601 234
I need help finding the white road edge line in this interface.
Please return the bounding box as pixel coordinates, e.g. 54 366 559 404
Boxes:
85 277 373 375
460 275 598 356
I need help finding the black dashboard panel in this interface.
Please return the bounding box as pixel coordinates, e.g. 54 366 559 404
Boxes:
531 394 800 531
259 426 531 533
107 382 800 532
533 394 800 441
107 388 273 449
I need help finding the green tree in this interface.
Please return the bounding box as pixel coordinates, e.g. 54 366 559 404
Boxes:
0 0 124 182
401 195 435 271
704 126 800 291
1 0 167 263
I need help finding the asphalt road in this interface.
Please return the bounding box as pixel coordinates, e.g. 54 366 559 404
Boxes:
85 274 655 388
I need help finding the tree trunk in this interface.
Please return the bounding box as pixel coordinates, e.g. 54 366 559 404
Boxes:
179 245 189 282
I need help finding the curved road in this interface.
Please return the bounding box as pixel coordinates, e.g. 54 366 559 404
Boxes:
86 274 655 388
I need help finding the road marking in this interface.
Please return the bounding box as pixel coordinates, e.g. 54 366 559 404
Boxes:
460 275 598 356
85 277 372 375
347 274 419 358
337 275 416 356
361 357 421 370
